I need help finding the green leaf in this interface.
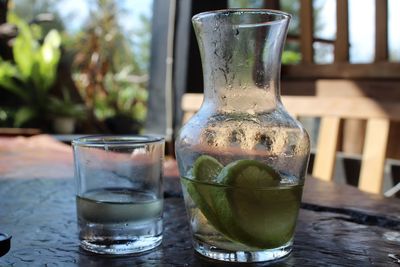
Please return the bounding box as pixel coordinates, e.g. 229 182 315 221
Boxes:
14 107 37 127
44 30 62 48
47 88 86 119
30 24 43 40
36 30 61 91
0 61 29 102
282 51 301 64
7 12 23 26
132 102 147 121
136 88 148 101
30 61 43 93
12 22 37 80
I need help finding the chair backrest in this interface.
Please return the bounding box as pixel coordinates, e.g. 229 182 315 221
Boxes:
181 93 203 124
181 92 400 195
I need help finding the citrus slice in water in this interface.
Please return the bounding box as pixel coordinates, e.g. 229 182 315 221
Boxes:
182 155 228 235
214 159 301 248
193 155 223 183
226 183 302 248
217 159 280 188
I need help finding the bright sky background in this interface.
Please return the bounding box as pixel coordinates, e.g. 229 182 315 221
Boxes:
388 0 400 61
55 0 153 35
315 0 400 63
349 0 375 63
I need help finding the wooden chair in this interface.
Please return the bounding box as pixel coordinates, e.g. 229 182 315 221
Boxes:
181 93 400 195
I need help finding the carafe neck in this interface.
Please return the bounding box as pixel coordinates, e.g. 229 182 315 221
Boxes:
193 10 290 112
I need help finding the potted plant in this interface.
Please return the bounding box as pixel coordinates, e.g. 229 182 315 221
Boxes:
49 88 86 134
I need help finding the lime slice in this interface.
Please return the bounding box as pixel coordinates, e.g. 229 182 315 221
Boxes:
192 155 223 215
181 178 221 230
227 185 303 248
217 159 280 187
193 155 223 182
184 157 302 248
214 159 301 248
182 155 228 235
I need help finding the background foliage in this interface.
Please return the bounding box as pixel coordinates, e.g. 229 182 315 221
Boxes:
0 0 152 133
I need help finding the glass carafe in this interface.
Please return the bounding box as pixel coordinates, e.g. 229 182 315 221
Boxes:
175 9 310 263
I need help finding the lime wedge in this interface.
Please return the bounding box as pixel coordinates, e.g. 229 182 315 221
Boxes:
184 157 302 249
217 159 280 187
226 185 302 248
182 155 228 235
193 155 223 182
181 178 220 227
214 159 301 248
192 155 223 215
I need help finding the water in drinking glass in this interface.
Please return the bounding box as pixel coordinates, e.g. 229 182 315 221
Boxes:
77 188 163 254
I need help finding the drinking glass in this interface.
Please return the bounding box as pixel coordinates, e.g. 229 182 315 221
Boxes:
72 135 164 255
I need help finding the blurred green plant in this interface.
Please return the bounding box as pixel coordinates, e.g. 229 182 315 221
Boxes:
282 50 301 64
48 87 86 119
0 13 61 127
100 66 148 121
4 0 151 133
0 107 16 127
72 0 150 133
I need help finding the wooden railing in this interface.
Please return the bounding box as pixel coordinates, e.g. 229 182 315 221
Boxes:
280 0 393 68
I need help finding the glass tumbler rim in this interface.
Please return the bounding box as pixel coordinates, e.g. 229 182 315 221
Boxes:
72 134 165 148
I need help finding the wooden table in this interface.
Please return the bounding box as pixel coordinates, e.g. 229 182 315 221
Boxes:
0 135 399 266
